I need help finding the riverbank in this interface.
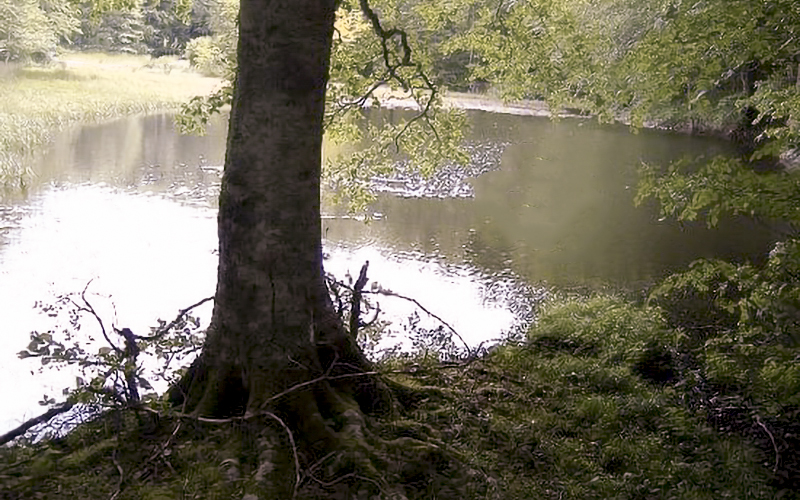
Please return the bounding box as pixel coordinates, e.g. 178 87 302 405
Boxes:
372 85 765 146
371 84 589 119
2 290 797 499
0 52 222 189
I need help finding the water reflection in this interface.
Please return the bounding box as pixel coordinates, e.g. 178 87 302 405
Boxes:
0 109 780 437
0 184 218 437
0 113 530 436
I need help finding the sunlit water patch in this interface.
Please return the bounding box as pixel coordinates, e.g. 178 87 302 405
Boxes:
0 182 528 437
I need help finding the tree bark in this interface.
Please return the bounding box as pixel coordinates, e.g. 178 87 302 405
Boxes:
169 0 391 476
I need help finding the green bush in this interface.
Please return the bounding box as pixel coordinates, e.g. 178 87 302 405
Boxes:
184 36 227 77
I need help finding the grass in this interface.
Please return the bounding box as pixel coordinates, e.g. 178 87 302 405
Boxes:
386 295 784 499
0 51 221 189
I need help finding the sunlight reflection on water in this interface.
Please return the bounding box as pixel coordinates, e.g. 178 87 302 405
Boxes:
0 183 527 436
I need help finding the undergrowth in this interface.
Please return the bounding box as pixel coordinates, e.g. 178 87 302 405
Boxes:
388 294 787 499
3 285 799 498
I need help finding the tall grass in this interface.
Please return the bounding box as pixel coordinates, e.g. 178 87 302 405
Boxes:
0 52 221 189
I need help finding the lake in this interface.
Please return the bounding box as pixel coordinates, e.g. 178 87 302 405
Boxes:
0 108 778 436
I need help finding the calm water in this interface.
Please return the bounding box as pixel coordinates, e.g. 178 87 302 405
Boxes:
0 110 777 435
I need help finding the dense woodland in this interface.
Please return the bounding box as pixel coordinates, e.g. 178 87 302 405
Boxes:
1 1 800 499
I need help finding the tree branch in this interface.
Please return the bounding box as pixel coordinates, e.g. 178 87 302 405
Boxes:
0 401 75 446
137 296 214 341
349 261 370 338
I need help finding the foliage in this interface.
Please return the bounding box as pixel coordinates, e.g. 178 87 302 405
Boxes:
14 284 208 429
0 0 78 62
183 35 228 77
645 244 800 491
177 1 471 213
636 155 800 230
180 0 235 76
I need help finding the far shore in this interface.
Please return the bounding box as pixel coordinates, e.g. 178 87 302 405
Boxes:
371 85 590 118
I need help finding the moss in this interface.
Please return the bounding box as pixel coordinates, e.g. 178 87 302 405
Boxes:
60 437 117 470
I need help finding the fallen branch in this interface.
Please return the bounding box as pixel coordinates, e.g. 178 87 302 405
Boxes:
0 401 75 446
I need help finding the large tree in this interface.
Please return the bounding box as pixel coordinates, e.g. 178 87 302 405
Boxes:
167 0 400 496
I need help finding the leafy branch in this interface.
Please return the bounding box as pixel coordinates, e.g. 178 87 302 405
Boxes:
10 284 212 444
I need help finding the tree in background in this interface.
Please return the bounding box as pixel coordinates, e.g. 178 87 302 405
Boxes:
182 0 236 75
0 0 79 62
141 0 210 56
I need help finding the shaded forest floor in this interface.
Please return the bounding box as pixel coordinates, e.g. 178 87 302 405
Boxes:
2 291 798 499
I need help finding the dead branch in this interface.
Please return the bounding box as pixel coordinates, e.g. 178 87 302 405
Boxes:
755 415 780 473
115 327 140 403
350 261 370 338
0 400 75 446
138 296 214 341
264 411 300 499
108 448 124 500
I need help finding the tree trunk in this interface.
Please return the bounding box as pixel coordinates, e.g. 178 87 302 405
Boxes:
169 1 392 494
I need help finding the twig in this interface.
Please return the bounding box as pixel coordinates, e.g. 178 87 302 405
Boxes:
358 0 443 150
138 296 214 341
260 353 340 408
303 450 337 480
328 276 471 357
108 448 124 500
70 280 121 354
264 411 300 500
363 288 472 358
325 79 388 127
755 415 779 473
307 471 356 488
392 76 439 152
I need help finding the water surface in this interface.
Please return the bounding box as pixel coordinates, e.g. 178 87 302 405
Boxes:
0 110 777 435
